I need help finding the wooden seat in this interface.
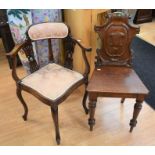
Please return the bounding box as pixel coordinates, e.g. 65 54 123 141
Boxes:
87 66 148 96
86 12 149 132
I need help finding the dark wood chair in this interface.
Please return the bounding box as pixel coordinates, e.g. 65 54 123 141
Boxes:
7 22 91 145
86 12 149 132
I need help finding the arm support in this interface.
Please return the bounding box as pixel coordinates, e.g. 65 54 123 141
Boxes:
6 42 26 57
6 41 27 83
73 38 92 81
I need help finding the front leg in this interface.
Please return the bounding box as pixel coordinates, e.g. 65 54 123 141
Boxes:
16 87 28 121
51 106 61 145
129 99 143 132
88 99 97 131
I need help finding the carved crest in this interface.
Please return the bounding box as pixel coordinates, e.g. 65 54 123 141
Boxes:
95 12 140 67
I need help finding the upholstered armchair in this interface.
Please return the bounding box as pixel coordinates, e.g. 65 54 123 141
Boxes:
7 22 91 145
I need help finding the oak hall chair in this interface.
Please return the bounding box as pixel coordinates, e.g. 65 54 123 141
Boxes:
7 22 91 145
86 12 149 132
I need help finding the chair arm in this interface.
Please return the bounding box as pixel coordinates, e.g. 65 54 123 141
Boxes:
73 38 92 81
73 38 92 52
6 42 26 57
6 42 27 83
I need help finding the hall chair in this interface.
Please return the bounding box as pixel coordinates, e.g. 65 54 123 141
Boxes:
86 12 149 132
7 22 91 145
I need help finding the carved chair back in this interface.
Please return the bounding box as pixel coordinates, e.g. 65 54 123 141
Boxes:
94 12 140 67
21 22 75 73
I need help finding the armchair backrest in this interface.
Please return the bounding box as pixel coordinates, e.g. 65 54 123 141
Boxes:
94 12 140 67
8 22 91 83
20 22 75 73
28 22 68 40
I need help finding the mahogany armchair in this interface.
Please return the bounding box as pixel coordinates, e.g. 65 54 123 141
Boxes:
7 22 91 145
86 12 149 132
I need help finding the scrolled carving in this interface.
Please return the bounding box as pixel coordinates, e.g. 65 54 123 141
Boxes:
63 30 76 70
94 12 140 68
22 39 39 73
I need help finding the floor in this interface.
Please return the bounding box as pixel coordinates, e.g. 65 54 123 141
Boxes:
0 47 155 146
137 19 155 46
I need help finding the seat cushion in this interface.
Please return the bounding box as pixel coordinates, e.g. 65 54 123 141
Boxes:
21 63 83 101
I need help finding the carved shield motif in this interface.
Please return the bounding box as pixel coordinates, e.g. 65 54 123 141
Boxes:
94 12 140 66
105 26 128 57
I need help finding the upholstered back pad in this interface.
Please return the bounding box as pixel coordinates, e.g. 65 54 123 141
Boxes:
28 23 68 40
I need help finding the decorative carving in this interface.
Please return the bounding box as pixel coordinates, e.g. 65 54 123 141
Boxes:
7 22 92 145
106 31 127 57
63 27 76 70
22 39 39 73
94 12 140 67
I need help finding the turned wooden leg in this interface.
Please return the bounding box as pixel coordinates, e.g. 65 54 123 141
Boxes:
51 106 61 145
121 98 125 103
88 100 97 131
16 88 28 121
129 99 143 132
82 91 89 114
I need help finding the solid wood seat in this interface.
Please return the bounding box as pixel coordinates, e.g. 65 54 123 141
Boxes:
86 12 149 133
87 66 148 96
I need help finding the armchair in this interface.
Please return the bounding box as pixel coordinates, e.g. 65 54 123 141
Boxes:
7 22 91 145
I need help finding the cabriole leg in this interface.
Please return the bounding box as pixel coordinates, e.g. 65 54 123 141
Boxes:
51 106 61 145
82 91 89 114
16 88 28 121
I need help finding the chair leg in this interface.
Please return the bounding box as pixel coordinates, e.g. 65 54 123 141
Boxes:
16 88 28 121
121 98 125 103
88 100 97 131
129 99 143 132
82 90 89 114
51 106 61 145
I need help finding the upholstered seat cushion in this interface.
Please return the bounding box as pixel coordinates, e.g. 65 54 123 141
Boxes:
21 63 83 101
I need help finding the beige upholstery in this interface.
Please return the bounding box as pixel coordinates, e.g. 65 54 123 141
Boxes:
28 23 68 40
21 63 83 101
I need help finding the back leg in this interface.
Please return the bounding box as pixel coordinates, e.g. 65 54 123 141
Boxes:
121 98 125 104
82 90 89 114
16 88 28 121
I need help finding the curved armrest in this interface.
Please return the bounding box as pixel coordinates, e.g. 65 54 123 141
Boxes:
6 42 26 57
72 38 92 81
6 41 27 83
73 39 92 52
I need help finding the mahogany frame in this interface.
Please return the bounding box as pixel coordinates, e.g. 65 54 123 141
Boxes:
7 22 91 145
87 12 149 133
